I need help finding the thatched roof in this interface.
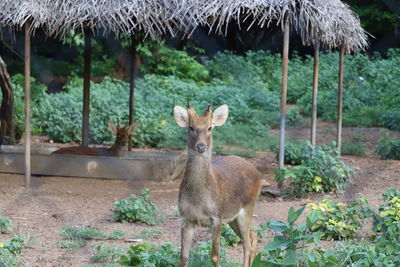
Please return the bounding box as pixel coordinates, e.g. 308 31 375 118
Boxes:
0 0 188 37
190 0 369 52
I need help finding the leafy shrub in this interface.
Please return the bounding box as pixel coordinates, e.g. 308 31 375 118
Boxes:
341 135 367 156
0 235 26 267
112 188 165 225
0 213 12 233
108 230 125 240
58 225 106 249
91 243 126 264
120 242 236 267
375 131 400 160
220 225 241 247
374 189 400 237
271 141 314 165
275 143 353 198
306 198 374 240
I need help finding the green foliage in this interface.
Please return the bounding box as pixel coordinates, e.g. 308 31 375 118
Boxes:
275 143 353 198
108 230 125 240
0 235 26 267
296 50 400 130
341 133 367 156
0 214 12 233
375 130 400 160
140 45 209 82
134 229 163 240
271 141 314 165
120 242 238 267
254 190 400 267
220 225 241 247
306 198 374 240
112 188 165 225
58 226 106 249
91 243 126 264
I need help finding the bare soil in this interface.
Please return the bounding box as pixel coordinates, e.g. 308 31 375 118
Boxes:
1 122 399 266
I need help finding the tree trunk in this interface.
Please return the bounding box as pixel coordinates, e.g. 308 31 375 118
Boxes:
0 55 14 145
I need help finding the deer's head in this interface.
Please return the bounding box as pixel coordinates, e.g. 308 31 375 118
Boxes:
174 102 228 155
108 122 136 147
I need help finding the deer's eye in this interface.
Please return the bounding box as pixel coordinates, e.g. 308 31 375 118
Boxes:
189 126 194 131
208 127 212 131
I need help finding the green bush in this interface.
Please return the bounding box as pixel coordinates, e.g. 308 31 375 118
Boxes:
0 235 26 267
375 131 400 160
341 133 367 156
91 243 126 264
0 214 12 233
275 143 353 198
112 188 165 225
271 141 314 165
58 225 106 249
120 242 237 267
306 198 374 240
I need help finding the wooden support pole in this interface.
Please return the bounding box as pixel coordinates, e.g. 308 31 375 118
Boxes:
128 36 136 151
278 16 290 188
310 43 320 147
24 22 31 188
82 29 92 147
337 45 345 154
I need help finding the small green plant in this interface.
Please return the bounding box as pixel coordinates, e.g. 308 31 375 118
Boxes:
91 243 126 264
375 130 400 160
120 242 237 267
306 198 374 240
0 235 26 267
341 133 367 156
271 141 313 165
108 230 125 240
112 188 165 225
0 214 13 233
286 107 304 127
220 225 241 247
58 226 106 249
374 188 400 237
275 143 353 198
135 229 163 240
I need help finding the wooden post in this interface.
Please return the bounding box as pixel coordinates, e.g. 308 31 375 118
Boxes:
278 16 290 188
337 45 345 154
24 22 31 188
128 36 136 151
310 43 320 147
82 29 92 147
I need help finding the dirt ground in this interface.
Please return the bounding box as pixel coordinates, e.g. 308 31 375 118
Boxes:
1 122 400 266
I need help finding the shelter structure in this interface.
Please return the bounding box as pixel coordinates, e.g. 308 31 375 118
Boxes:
0 0 368 189
0 0 191 187
187 0 368 185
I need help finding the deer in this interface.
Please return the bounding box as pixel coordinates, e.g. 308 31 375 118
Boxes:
52 122 136 157
173 101 261 267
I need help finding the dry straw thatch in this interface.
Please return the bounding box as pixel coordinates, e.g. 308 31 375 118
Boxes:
0 0 189 37
0 0 368 51
190 0 369 52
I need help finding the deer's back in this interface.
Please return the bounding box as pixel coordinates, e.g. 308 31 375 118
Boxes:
52 147 112 157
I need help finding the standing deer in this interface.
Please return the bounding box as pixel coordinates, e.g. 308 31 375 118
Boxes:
173 102 261 267
52 122 136 157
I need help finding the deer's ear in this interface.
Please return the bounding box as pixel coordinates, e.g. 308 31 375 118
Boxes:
128 124 136 134
108 122 118 134
212 104 228 126
174 106 189 127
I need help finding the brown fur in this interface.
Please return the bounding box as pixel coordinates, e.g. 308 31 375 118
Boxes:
175 104 261 267
52 123 135 157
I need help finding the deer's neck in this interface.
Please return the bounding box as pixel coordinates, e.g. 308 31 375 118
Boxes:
109 144 125 157
183 147 213 189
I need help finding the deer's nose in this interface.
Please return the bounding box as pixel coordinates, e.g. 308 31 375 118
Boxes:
196 143 207 153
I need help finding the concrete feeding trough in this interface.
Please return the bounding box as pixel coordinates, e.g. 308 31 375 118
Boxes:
0 146 180 181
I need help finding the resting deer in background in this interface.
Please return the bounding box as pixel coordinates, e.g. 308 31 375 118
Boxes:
173 102 261 267
52 122 136 157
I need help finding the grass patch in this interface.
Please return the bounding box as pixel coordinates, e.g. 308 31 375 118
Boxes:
58 226 106 249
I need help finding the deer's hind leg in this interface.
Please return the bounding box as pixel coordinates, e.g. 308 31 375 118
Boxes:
229 211 257 267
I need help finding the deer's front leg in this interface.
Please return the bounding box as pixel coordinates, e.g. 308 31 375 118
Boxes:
179 220 195 267
211 220 222 267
